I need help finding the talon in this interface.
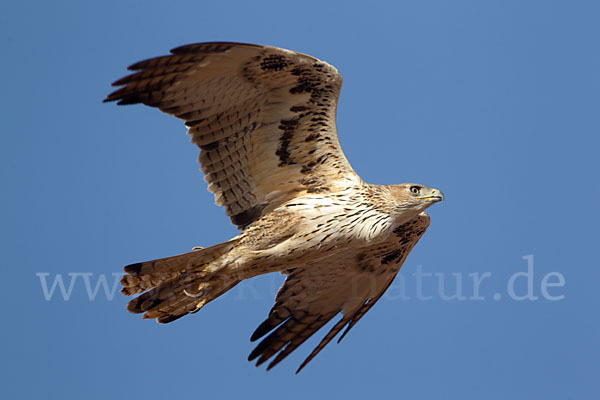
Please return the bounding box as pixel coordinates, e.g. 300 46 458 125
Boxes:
192 246 204 251
183 287 206 298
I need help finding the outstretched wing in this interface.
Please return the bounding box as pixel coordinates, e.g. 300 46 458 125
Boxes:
249 213 431 373
105 42 361 229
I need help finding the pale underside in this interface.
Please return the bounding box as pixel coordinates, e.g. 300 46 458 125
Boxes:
106 42 432 372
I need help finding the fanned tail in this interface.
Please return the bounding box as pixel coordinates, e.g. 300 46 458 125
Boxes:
121 239 240 323
120 240 238 295
126 274 240 323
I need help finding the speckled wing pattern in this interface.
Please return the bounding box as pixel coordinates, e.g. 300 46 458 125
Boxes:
105 42 360 229
248 213 430 373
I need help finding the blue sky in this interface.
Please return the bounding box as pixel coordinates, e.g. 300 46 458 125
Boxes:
2 1 599 398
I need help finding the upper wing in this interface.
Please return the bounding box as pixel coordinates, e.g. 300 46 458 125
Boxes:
248 213 431 373
105 42 361 229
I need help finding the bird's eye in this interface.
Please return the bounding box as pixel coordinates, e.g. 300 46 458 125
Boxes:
410 186 421 194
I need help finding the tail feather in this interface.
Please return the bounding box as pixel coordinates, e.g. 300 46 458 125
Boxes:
121 239 241 323
120 240 238 296
127 274 239 323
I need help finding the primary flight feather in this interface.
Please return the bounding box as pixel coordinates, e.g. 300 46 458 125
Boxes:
105 42 444 373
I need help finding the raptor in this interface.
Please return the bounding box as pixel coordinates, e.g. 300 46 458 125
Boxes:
105 42 444 373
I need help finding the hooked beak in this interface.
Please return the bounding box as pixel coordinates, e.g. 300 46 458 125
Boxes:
417 188 444 203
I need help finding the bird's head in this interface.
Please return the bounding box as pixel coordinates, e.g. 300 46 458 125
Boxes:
388 183 444 215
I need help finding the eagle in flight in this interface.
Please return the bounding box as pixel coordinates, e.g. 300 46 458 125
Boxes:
105 42 444 373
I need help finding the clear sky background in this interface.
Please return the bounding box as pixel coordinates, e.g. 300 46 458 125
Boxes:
2 1 599 399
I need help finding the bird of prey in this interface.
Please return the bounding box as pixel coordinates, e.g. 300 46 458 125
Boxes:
105 42 443 373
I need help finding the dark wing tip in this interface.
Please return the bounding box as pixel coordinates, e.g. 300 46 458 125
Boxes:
103 93 118 103
116 96 143 106
247 342 265 362
104 89 144 105
247 327 283 366
250 318 278 342
295 360 309 375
